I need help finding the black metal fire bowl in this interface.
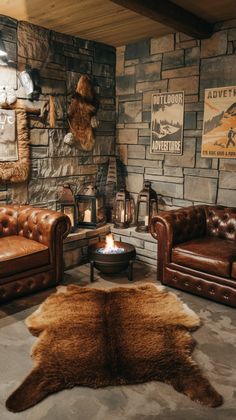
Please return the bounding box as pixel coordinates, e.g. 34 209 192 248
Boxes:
88 241 136 281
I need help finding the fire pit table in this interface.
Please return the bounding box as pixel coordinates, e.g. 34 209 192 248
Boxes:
88 234 136 282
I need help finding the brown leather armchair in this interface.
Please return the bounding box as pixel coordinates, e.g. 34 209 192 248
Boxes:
0 205 71 303
150 205 236 307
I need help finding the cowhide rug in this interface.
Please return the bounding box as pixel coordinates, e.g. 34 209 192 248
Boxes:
6 284 222 412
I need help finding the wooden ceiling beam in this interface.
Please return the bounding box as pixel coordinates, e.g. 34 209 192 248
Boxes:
111 0 213 39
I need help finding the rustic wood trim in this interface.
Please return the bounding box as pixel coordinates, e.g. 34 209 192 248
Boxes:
111 0 213 39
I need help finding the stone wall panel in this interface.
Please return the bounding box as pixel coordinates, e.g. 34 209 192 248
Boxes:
1 18 116 207
150 35 174 54
184 176 217 203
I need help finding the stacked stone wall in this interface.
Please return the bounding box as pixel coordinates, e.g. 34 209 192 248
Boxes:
116 21 236 209
0 16 116 208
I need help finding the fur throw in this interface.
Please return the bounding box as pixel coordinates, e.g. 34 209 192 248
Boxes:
67 75 99 151
6 283 222 412
0 106 29 183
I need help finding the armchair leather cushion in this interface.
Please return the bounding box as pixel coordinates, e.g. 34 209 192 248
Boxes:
232 262 236 279
0 236 50 279
172 237 236 278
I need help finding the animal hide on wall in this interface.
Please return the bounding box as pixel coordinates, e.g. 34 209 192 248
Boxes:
6 283 222 412
67 75 99 151
0 99 49 184
0 105 29 183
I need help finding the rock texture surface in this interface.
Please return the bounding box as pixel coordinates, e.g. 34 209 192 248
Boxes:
116 27 236 209
0 16 116 208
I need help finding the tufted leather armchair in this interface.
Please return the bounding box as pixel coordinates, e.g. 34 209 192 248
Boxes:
0 205 71 303
150 205 236 307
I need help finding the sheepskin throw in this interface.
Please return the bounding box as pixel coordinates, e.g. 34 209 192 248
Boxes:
67 75 99 151
0 106 29 183
6 284 222 412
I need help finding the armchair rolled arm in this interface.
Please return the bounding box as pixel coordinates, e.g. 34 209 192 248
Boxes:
150 213 175 268
0 205 19 237
17 206 71 248
150 206 207 281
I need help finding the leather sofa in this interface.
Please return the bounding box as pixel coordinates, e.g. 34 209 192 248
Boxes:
0 205 71 303
150 205 236 307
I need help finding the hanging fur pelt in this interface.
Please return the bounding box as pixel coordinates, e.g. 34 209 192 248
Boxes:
67 75 99 151
0 106 29 183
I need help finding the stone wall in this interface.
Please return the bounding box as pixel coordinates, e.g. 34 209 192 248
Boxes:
111 226 157 268
116 20 236 209
0 15 116 208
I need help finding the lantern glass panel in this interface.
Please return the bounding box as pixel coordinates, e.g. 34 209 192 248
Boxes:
96 196 105 223
137 200 149 224
116 199 125 223
77 199 93 223
59 203 76 232
76 187 106 228
125 199 131 222
150 200 158 219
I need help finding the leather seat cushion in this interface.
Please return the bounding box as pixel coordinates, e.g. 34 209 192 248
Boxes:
0 235 50 278
172 237 236 278
232 262 236 279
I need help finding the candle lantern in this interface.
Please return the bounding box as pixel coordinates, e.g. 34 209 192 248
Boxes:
113 187 134 229
76 184 106 229
135 181 158 232
57 183 76 232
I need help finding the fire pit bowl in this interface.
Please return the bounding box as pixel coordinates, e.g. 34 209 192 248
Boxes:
88 240 136 281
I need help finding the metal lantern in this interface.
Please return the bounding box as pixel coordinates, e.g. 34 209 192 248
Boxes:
76 184 106 229
57 183 76 232
135 181 158 232
113 187 134 229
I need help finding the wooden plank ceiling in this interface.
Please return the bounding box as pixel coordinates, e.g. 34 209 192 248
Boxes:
1 0 236 46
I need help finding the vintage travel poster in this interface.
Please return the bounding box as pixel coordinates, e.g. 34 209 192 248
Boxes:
150 91 184 154
0 109 18 161
202 86 236 158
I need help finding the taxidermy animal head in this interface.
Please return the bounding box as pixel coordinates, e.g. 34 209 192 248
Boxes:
67 75 99 151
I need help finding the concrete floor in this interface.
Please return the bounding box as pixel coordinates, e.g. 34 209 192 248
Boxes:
0 262 236 420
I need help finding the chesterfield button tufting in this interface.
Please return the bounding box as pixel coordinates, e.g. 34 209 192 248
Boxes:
151 204 236 307
0 204 71 303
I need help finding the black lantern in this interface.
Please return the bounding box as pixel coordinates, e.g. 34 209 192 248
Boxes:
136 181 158 232
76 184 106 229
57 183 76 232
113 187 134 229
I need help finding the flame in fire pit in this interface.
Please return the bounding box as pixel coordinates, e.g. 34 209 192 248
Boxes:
105 234 116 249
96 234 125 254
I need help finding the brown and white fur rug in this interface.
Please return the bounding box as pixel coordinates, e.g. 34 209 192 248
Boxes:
6 283 222 412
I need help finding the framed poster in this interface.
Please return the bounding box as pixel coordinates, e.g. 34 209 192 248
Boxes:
202 86 236 158
0 109 18 161
150 91 184 154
